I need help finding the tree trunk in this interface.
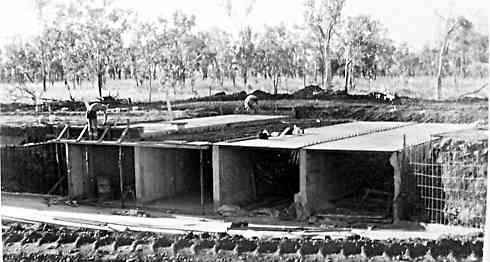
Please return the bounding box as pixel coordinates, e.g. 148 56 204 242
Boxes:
148 69 152 103
232 71 236 89
64 79 73 101
344 61 349 94
42 71 47 92
435 41 448 100
272 74 278 95
324 58 332 90
72 74 76 91
41 47 46 92
97 71 103 98
321 65 325 89
166 86 174 121
182 69 186 90
285 77 288 93
349 65 354 90
243 70 248 88
303 68 306 87
314 63 318 83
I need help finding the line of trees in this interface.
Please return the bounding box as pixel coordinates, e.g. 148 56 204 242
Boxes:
0 0 487 101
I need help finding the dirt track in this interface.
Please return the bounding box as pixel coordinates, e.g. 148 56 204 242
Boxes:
2 221 484 262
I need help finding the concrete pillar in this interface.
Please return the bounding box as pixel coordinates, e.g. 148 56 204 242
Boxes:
212 145 221 207
296 149 308 207
67 144 90 198
390 151 402 222
297 149 335 215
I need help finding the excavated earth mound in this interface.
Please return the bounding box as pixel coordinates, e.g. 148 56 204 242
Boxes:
2 222 484 262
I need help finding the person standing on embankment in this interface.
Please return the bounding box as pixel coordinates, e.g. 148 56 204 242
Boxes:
84 101 108 140
244 94 259 113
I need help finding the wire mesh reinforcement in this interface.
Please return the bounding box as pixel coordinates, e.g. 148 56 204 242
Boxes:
406 140 487 228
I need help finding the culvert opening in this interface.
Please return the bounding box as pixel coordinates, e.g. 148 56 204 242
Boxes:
134 147 213 214
239 148 300 212
309 151 394 218
66 144 135 202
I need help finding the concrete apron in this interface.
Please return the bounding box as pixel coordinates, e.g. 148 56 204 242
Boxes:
1 203 482 241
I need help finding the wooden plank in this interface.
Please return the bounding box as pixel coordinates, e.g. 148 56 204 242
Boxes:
46 174 67 195
97 124 112 143
119 146 125 208
76 125 88 142
84 145 90 198
200 149 205 215
65 143 72 198
56 125 69 141
56 139 209 150
117 119 130 143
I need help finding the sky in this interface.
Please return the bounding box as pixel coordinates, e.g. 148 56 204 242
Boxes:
0 0 488 49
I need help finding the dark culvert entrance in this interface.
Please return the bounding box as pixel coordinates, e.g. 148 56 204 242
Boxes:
309 151 395 219
238 149 300 214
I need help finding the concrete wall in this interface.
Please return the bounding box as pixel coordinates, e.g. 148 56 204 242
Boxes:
67 144 93 198
298 150 395 214
213 145 255 206
67 144 135 199
134 147 201 203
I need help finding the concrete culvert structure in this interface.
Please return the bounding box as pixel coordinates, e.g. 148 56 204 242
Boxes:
65 143 135 201
62 140 212 212
212 147 300 210
214 121 469 221
57 114 287 211
300 122 469 221
212 121 410 213
297 150 395 217
134 144 213 214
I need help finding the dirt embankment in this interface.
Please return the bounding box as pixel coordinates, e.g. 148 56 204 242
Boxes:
173 99 487 124
2 222 484 262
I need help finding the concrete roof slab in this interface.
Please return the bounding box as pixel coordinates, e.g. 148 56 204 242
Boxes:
215 121 413 150
133 114 287 135
305 123 470 152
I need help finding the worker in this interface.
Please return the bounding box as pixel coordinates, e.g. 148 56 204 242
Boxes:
244 94 259 113
84 101 108 140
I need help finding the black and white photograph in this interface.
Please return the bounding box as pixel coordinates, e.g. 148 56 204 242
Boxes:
0 0 488 261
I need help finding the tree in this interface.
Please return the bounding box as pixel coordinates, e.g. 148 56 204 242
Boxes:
131 20 160 102
235 28 255 88
304 0 345 90
435 15 468 99
34 0 51 92
202 28 233 92
69 0 129 98
342 15 383 92
256 25 296 94
222 0 256 89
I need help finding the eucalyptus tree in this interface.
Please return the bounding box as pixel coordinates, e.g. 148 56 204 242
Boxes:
304 0 346 90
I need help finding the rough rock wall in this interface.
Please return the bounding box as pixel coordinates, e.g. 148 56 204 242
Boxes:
1 143 67 195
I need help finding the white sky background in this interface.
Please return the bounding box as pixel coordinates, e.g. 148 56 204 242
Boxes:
0 0 488 49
